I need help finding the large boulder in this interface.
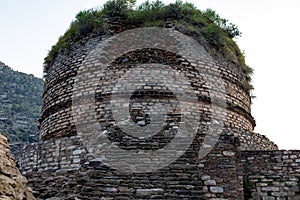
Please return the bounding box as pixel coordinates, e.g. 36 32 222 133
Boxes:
0 134 34 200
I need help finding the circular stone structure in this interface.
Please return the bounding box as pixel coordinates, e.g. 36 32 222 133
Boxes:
14 7 281 199
40 22 257 151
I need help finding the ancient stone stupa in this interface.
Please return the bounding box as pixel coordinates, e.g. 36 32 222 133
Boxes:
13 1 300 199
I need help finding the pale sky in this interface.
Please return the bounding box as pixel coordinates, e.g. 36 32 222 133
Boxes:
0 0 299 149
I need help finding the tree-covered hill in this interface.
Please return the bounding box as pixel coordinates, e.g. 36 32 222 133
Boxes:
0 61 43 144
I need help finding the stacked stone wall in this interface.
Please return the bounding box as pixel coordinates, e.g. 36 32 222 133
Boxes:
16 23 285 200
40 28 259 150
199 133 244 199
14 133 243 199
0 134 34 200
13 132 296 200
242 150 300 199
229 128 278 150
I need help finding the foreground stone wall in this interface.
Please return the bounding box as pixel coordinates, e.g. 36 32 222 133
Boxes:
14 133 243 199
199 133 244 199
0 134 34 200
242 150 300 199
229 128 278 150
13 131 300 199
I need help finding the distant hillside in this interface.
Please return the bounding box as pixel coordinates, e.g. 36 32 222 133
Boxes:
0 61 43 144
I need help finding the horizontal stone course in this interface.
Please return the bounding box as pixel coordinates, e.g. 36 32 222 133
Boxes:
13 133 245 199
39 27 258 151
15 20 295 200
242 150 300 199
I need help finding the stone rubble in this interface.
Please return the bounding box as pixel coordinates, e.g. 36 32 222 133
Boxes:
0 133 34 200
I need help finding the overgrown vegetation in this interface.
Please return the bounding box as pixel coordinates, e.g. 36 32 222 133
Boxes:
44 0 253 90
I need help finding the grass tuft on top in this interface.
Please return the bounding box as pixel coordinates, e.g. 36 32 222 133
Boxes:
44 0 253 91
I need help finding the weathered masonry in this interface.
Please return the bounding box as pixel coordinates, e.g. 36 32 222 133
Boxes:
0 134 34 200
12 22 300 200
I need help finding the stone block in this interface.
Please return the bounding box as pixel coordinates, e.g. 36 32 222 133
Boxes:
210 187 224 194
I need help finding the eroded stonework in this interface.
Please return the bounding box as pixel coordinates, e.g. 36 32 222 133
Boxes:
39 27 275 151
0 134 34 200
12 24 299 200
